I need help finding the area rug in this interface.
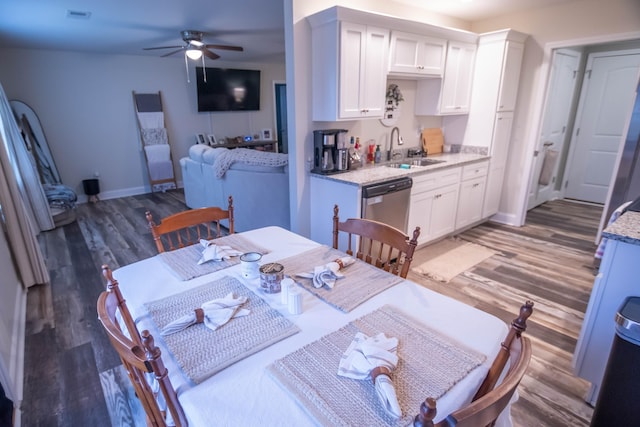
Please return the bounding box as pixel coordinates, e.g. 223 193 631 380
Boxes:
412 238 498 282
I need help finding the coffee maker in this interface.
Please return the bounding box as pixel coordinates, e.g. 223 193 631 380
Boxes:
312 129 348 174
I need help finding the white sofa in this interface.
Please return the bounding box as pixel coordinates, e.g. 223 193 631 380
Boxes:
180 145 290 232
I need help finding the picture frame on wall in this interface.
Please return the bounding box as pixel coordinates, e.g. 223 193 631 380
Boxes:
261 128 273 141
208 134 217 145
196 133 207 145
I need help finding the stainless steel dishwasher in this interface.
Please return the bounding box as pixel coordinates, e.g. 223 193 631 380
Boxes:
361 177 413 232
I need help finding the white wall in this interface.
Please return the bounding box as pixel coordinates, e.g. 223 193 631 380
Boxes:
0 49 285 201
470 0 640 224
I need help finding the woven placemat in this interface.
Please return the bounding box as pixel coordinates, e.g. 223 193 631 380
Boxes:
145 276 299 385
276 246 403 312
267 305 486 426
157 234 270 280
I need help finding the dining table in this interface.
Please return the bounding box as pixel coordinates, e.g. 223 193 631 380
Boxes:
113 226 511 426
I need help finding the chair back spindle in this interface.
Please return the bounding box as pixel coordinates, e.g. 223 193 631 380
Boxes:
413 301 534 427
97 265 188 426
332 204 420 278
147 196 234 253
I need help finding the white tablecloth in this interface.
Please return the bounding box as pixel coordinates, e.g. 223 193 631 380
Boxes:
114 226 509 426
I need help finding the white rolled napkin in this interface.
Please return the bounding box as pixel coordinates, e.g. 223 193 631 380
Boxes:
197 239 243 265
160 292 250 336
296 256 355 289
337 332 401 418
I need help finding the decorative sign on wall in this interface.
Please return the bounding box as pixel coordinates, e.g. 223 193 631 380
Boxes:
380 83 404 127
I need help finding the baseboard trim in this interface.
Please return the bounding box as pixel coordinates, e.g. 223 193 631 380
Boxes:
76 181 184 204
488 211 521 226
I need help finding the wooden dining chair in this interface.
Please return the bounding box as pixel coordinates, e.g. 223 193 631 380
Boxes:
97 265 187 427
146 196 234 253
332 204 420 278
414 301 534 427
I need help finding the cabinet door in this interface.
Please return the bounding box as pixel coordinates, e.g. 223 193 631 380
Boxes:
490 111 514 167
389 32 446 76
339 22 388 119
497 41 525 112
340 22 367 119
361 26 390 117
429 183 459 240
456 176 487 229
408 190 435 246
440 42 476 114
482 166 505 218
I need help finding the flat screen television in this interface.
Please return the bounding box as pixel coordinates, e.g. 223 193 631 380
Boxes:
196 67 261 112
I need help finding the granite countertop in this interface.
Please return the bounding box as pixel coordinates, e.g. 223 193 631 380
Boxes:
310 152 490 187
602 211 640 246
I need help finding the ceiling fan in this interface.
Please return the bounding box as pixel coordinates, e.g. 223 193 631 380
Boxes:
143 30 243 60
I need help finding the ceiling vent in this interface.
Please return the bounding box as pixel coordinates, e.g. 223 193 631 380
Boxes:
66 10 91 19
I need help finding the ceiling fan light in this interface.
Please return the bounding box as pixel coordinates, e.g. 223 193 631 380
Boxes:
186 48 203 60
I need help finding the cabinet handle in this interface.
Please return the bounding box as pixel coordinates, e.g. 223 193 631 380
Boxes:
454 106 461 109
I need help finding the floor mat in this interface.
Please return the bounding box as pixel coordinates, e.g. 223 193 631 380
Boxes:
412 238 498 282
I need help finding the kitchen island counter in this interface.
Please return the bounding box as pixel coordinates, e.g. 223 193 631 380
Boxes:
602 211 640 246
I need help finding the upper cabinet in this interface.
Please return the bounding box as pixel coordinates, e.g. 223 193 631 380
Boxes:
308 6 479 121
309 15 389 121
496 41 525 112
388 31 446 77
339 23 390 119
415 42 477 115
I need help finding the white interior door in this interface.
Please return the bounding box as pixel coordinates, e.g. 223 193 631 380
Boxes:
527 49 581 209
565 50 640 203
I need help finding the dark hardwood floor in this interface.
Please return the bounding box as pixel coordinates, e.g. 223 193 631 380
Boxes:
22 191 598 426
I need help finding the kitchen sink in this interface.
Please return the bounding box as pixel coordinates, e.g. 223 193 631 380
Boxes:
384 158 446 168
410 158 446 166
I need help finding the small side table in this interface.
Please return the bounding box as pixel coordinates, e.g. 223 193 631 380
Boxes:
82 179 100 203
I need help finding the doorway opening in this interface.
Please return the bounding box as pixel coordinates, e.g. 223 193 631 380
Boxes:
525 38 640 240
273 81 287 154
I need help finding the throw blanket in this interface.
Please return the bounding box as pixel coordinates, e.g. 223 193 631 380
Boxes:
141 128 168 146
213 148 288 178
42 183 77 210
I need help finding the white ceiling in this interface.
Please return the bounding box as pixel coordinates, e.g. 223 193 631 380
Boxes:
0 0 577 63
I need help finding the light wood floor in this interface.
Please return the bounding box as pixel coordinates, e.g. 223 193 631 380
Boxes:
22 191 598 426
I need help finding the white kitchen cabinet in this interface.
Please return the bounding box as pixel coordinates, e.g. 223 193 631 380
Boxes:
309 17 389 121
482 166 506 219
456 162 489 229
461 30 527 220
408 167 461 245
415 42 476 115
388 31 446 77
482 112 513 218
497 41 525 112
573 233 640 405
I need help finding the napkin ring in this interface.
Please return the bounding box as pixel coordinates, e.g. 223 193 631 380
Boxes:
194 308 205 324
370 366 391 382
334 258 344 269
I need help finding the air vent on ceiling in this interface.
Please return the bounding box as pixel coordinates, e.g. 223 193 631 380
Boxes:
66 10 91 19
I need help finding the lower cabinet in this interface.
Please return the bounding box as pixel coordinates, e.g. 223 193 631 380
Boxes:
456 162 489 229
408 167 461 245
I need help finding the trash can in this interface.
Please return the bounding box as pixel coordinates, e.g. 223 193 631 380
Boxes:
82 179 100 203
590 296 640 426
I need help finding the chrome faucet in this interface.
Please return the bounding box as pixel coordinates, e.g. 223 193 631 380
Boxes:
389 127 404 161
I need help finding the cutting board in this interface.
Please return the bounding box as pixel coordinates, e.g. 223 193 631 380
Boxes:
421 128 444 155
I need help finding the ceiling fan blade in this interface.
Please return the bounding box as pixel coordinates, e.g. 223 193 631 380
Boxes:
161 48 185 57
205 44 244 52
202 49 221 60
143 45 183 51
